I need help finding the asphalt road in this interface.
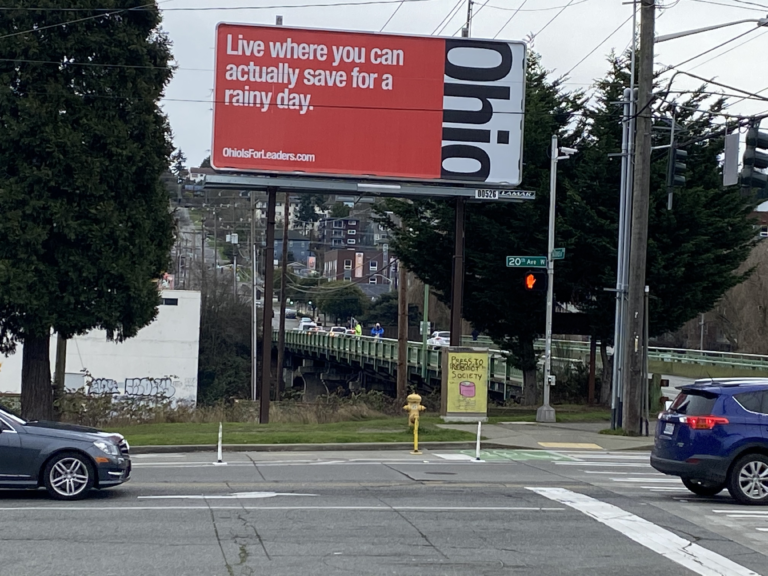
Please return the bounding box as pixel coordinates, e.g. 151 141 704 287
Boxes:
1 449 766 576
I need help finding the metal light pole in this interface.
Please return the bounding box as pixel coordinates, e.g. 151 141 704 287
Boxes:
537 135 576 424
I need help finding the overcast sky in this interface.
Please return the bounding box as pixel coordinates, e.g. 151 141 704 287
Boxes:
158 0 768 166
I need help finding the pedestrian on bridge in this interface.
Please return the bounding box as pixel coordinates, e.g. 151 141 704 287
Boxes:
371 323 384 338
354 322 362 339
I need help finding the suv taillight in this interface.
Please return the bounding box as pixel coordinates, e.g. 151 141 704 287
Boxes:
680 416 729 430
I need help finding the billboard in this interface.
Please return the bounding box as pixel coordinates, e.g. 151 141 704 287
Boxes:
212 24 526 186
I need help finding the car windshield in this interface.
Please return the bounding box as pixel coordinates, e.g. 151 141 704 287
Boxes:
438 332 450 338
669 390 718 415
0 403 27 425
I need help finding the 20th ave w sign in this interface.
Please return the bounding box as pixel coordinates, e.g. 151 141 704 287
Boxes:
506 256 547 268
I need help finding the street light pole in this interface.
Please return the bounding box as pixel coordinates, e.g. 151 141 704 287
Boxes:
537 135 559 424
537 135 576 424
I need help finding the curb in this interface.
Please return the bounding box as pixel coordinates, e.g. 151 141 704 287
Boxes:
130 441 524 455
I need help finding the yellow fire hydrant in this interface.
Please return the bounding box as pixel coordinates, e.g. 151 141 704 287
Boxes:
403 393 426 455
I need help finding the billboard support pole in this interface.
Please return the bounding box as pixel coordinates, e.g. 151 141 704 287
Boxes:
250 191 258 403
449 197 465 347
260 187 277 423
276 192 290 396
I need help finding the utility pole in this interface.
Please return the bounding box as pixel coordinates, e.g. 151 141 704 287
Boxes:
421 283 429 379
276 192 290 395
260 187 277 423
462 0 473 37
622 0 655 435
201 217 205 300
397 261 408 399
251 191 258 403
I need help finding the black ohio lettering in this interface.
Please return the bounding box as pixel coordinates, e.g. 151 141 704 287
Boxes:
441 145 490 181
444 39 513 82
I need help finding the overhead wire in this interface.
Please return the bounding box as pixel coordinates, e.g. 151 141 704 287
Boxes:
432 0 465 35
687 29 768 71
492 0 527 39
532 0 577 39
0 0 434 10
564 14 633 78
379 0 405 31
0 1 166 41
688 0 764 10
669 26 759 69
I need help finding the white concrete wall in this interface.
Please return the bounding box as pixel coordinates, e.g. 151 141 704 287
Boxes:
0 290 201 403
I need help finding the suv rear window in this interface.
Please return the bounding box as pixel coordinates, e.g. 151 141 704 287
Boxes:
669 391 718 415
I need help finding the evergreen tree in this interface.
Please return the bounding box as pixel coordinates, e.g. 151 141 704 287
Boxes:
0 1 175 419
559 53 755 401
381 53 583 404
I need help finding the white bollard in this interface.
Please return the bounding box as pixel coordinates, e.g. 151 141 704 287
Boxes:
475 421 482 461
213 422 227 466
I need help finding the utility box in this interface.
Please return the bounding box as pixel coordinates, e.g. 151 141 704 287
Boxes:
440 347 489 423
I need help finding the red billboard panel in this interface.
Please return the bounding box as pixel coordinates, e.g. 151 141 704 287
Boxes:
212 24 525 186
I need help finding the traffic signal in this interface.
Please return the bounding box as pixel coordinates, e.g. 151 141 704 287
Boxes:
741 124 768 193
666 144 687 188
523 270 547 293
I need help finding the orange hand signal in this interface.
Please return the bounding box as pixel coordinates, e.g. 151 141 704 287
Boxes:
525 273 536 290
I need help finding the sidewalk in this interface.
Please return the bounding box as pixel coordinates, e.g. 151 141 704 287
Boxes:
437 421 655 451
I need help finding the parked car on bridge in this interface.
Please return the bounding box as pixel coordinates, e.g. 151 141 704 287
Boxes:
0 405 131 500
651 378 768 504
427 331 451 348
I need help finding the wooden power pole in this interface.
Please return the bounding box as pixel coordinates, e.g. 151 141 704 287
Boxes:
623 0 655 435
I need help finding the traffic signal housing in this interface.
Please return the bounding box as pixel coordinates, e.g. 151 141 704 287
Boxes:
523 270 547 293
667 144 687 188
741 125 768 193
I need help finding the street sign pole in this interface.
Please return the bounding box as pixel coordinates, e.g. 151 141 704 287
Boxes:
537 135 558 424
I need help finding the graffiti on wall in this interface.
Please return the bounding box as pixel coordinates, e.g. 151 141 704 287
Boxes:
86 375 196 401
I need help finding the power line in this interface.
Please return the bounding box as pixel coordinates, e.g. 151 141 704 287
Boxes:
688 28 768 71
688 0 764 10
432 0 465 35
564 14 633 78
0 1 163 42
669 26 760 69
492 0 527 39
451 0 491 37
533 0 578 39
0 0 433 10
486 0 588 11
379 0 405 31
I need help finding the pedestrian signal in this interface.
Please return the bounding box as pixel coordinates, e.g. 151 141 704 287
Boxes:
523 270 547 293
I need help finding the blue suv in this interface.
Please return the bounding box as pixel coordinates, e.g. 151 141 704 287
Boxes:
651 378 768 505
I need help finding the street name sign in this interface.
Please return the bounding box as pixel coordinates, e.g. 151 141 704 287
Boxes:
506 256 547 268
552 248 565 260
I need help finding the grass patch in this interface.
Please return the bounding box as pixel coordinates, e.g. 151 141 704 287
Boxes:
599 427 629 436
107 415 475 446
487 405 610 424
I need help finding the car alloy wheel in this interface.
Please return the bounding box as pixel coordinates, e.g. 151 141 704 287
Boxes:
728 454 768 505
43 452 95 500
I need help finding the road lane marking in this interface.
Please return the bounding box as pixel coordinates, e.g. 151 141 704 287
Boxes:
0 505 567 512
611 478 680 483
538 442 603 449
528 487 761 576
138 491 317 500
554 462 651 467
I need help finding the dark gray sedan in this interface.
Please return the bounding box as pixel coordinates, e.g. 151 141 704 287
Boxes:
0 405 131 500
